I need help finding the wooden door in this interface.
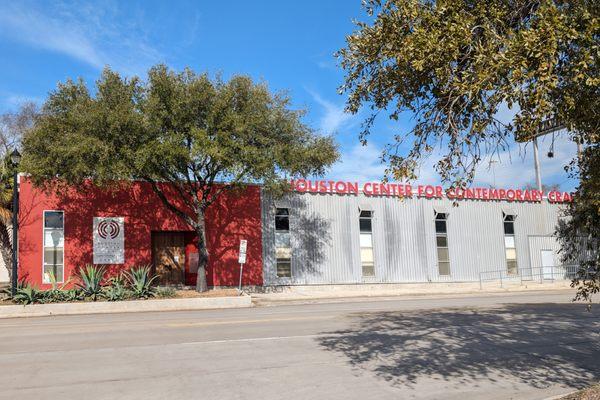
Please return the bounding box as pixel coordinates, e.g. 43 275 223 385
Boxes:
152 232 186 285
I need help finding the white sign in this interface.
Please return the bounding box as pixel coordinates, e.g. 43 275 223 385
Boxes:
93 217 125 264
238 239 247 264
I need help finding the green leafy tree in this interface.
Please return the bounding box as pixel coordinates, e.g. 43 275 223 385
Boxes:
557 147 600 307
338 0 598 301
22 65 338 292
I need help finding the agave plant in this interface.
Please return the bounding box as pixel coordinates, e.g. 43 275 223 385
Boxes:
76 265 106 301
13 285 44 305
125 265 157 299
43 271 73 303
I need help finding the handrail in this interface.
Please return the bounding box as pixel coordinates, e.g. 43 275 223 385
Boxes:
479 264 582 289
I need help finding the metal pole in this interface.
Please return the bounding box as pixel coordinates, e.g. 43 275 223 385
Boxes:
533 137 542 193
11 171 18 297
238 262 244 294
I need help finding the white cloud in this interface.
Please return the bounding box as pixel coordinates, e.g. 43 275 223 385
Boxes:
0 1 165 76
306 89 354 134
327 131 578 191
1 92 43 109
328 143 387 182
474 131 577 190
410 131 577 190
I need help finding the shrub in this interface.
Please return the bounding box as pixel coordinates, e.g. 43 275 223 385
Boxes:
103 274 130 301
76 265 106 301
13 285 44 305
155 287 177 298
44 271 75 303
126 265 157 299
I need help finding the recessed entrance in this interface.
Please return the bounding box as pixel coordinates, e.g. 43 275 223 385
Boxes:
152 232 186 285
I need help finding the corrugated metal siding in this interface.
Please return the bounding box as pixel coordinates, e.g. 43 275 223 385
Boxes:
262 190 566 286
527 236 562 271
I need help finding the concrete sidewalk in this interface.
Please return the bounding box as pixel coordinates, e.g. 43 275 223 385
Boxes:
252 280 574 306
0 294 252 319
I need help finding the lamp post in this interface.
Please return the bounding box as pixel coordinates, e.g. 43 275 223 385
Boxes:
10 149 21 297
50 230 62 282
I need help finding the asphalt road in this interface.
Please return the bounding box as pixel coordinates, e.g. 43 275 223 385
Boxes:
0 290 598 400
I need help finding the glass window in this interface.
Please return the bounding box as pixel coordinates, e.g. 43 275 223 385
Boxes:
44 211 64 229
359 233 372 247
438 261 450 276
437 247 449 262
435 220 447 234
275 208 289 231
359 210 375 277
275 208 291 278
436 235 448 247
43 211 65 283
503 212 518 274
435 212 450 276
276 259 291 278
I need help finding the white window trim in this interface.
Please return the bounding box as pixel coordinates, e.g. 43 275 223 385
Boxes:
435 212 451 276
359 210 376 278
42 210 65 284
274 207 292 280
503 213 518 275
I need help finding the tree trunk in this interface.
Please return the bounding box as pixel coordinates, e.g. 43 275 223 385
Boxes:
195 210 209 292
0 220 12 282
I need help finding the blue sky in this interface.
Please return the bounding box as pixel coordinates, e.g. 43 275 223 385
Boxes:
0 0 577 190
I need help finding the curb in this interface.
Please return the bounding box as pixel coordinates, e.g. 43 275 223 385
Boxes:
251 286 575 306
0 295 252 318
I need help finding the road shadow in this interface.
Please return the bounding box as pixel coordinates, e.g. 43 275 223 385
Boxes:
318 303 600 390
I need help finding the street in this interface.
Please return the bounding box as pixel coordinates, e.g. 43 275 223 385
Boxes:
0 290 598 399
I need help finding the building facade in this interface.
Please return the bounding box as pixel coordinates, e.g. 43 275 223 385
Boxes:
17 177 571 288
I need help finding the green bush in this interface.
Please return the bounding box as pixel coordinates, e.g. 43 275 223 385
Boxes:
76 265 106 301
44 271 76 303
155 287 177 298
126 265 157 299
103 274 131 301
13 285 45 305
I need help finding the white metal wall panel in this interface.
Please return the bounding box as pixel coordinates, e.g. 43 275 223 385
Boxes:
262 190 566 286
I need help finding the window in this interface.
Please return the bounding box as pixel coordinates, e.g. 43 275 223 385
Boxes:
275 208 291 278
503 213 518 274
359 210 375 277
43 211 64 283
435 212 450 275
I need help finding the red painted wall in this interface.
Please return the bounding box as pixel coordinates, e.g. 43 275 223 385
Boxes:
18 178 263 289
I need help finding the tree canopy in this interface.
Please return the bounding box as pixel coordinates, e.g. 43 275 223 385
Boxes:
339 0 599 302
338 0 598 185
23 65 338 291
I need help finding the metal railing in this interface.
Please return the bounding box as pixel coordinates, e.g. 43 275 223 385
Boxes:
479 264 581 289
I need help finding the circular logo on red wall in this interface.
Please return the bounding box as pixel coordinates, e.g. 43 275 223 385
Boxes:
98 219 120 239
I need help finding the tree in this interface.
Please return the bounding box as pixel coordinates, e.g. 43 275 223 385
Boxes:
338 1 598 299
22 66 338 291
556 146 600 308
0 103 38 282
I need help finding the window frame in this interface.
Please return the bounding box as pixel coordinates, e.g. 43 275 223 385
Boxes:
503 212 518 275
434 211 451 276
274 207 292 279
359 209 375 278
42 210 65 284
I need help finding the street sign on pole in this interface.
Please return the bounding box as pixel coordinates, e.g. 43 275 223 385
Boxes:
238 239 247 293
238 239 247 264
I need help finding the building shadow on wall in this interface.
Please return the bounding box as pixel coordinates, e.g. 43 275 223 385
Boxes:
318 303 600 390
292 196 332 282
53 182 191 275
205 186 263 286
